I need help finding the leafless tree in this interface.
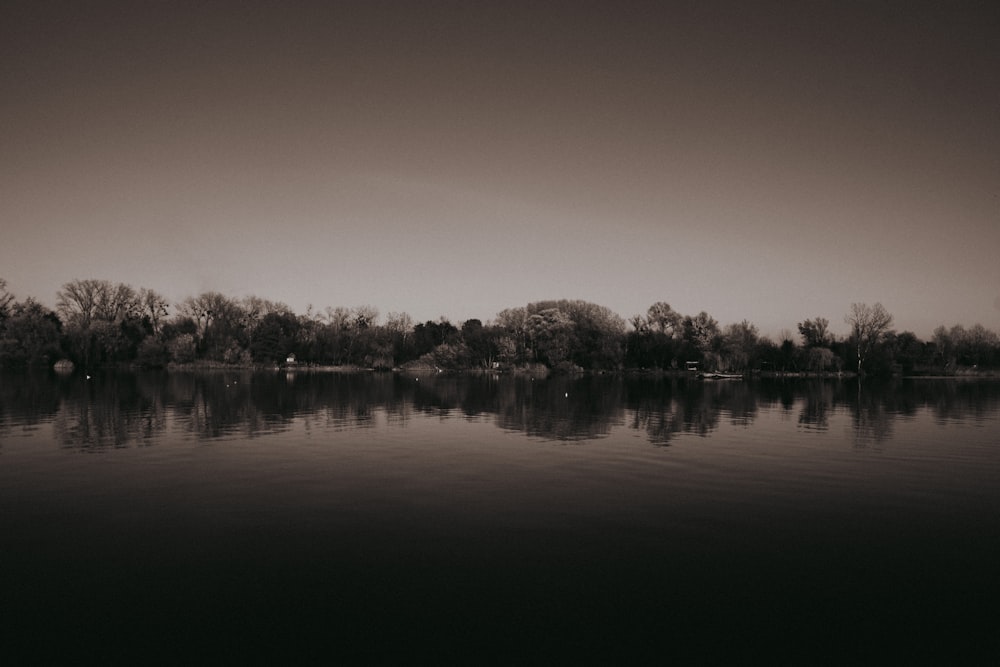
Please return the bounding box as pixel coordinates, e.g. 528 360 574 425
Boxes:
138 288 170 335
0 278 14 318
57 279 139 328
845 302 893 375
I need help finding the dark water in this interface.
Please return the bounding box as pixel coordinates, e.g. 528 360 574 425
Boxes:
2 371 999 664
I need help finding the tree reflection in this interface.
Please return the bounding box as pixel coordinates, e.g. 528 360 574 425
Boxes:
797 381 837 431
4 371 997 450
847 380 894 446
624 377 763 445
497 375 624 441
0 370 65 446
51 371 167 450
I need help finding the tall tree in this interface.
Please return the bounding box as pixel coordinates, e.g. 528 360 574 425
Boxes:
845 302 893 376
495 307 529 363
56 279 144 364
683 312 720 356
526 308 574 366
722 320 759 371
0 278 14 320
646 302 682 338
0 298 62 367
137 288 170 335
56 279 106 329
797 317 831 347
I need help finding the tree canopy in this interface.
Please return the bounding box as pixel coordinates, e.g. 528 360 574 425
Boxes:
3 276 999 375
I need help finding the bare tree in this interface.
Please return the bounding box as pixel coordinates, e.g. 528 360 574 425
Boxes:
0 278 14 319
138 288 170 335
352 305 379 330
845 302 893 376
324 306 352 330
797 317 831 347
179 292 239 339
56 279 104 329
385 311 414 344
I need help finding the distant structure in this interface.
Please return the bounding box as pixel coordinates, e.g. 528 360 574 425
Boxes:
285 353 297 365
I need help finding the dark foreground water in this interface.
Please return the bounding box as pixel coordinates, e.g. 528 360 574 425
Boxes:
2 370 999 664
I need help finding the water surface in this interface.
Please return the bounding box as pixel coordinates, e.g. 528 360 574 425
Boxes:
2 371 999 663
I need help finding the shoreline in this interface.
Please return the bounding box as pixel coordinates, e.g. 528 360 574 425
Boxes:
36 360 1000 379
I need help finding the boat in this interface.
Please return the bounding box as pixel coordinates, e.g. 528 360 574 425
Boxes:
697 372 743 380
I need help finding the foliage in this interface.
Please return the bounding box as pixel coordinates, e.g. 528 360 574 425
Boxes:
169 334 197 364
4 276 1000 376
798 317 831 347
0 298 62 367
136 336 169 368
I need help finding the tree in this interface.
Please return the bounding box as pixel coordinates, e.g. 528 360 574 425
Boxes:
806 347 837 372
169 333 197 364
0 278 14 320
682 311 721 365
136 335 169 368
461 318 497 368
178 292 246 360
883 330 923 375
384 311 415 364
797 317 831 348
251 311 300 363
0 298 62 367
385 312 414 344
527 308 574 366
932 325 955 368
956 324 1000 367
56 279 145 365
645 302 682 338
525 300 626 369
179 292 238 341
494 307 529 363
627 302 684 369
353 305 379 330
845 302 893 376
722 320 759 371
412 319 459 359
56 279 105 330
137 288 170 335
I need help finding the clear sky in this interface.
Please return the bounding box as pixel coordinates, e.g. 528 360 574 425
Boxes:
2 0 998 339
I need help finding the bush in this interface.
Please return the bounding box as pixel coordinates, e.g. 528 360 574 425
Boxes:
169 334 197 364
136 336 169 368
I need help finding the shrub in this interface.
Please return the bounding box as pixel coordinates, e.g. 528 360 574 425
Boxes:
136 336 169 368
169 334 197 364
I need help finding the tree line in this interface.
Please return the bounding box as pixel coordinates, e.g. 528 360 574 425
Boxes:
1 277 998 375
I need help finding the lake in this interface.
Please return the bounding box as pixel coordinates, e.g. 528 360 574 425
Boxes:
2 370 999 664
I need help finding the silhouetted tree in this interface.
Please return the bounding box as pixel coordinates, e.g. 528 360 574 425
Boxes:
722 320 759 371
797 317 831 347
845 302 893 376
0 298 62 367
0 278 14 321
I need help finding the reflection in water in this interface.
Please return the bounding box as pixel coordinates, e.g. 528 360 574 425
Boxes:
2 371 1000 450
493 375 625 441
627 377 721 444
797 381 836 431
3 371 1000 665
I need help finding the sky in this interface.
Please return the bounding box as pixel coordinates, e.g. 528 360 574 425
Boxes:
2 0 998 339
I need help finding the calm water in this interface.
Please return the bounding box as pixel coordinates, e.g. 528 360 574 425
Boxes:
2 371 999 664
